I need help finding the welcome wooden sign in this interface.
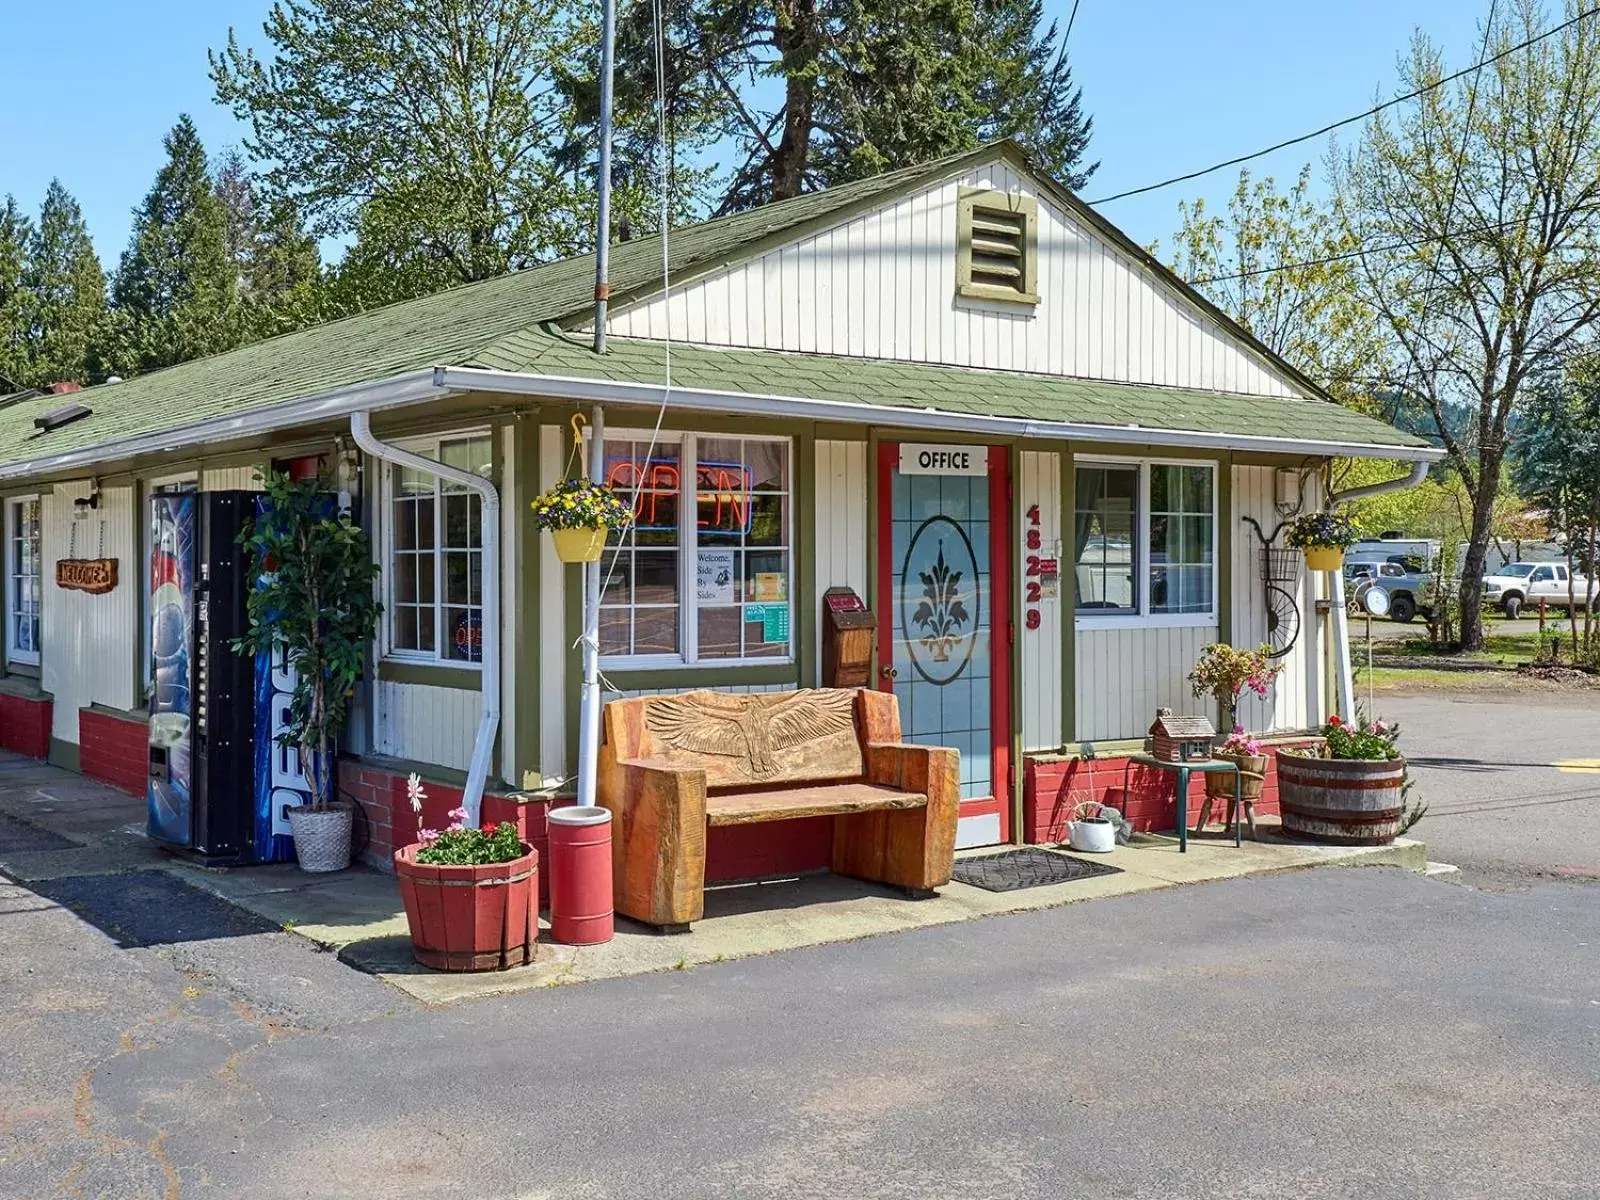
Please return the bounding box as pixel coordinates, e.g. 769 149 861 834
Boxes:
55 558 118 594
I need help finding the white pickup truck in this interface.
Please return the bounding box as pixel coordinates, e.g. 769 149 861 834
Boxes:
1482 562 1597 619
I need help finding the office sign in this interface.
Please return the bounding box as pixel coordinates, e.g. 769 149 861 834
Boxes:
898 444 988 477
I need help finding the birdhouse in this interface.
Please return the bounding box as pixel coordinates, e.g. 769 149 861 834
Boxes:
1148 708 1216 763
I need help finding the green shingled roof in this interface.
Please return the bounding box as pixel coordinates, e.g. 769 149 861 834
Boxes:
0 141 1429 473
483 327 1430 450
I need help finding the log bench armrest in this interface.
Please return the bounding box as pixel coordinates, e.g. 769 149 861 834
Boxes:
598 757 710 928
836 741 960 891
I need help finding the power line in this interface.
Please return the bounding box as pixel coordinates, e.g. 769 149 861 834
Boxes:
1086 2 1600 206
1186 202 1600 287
1064 0 1082 45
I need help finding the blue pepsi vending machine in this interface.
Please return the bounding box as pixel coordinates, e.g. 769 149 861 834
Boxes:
147 492 257 863
249 492 325 863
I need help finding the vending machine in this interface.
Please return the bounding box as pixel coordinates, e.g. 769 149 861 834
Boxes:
146 491 258 863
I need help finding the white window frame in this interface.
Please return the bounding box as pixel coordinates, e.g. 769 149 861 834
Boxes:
1073 457 1218 631
6 495 42 667
380 429 493 670
597 430 796 671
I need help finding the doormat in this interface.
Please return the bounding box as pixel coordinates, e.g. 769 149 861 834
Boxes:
952 846 1123 893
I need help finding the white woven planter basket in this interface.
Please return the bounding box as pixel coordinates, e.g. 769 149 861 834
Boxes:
287 804 353 873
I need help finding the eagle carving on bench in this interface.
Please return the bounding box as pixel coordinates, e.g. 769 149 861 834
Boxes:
643 690 857 777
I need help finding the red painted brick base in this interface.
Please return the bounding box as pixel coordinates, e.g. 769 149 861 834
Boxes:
0 691 51 759
79 707 150 797
1023 739 1323 845
340 759 839 905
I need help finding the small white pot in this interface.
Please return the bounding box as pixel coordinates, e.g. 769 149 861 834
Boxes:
1069 818 1117 854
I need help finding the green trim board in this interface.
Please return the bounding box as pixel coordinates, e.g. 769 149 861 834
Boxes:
48 738 80 773
375 661 484 692
511 419 542 788
1060 446 1075 747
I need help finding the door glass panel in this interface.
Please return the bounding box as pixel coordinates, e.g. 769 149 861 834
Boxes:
892 473 992 801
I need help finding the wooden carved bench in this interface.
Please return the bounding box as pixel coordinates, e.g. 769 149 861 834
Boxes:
597 687 959 931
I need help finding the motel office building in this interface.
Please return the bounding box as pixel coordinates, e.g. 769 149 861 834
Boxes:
0 143 1436 877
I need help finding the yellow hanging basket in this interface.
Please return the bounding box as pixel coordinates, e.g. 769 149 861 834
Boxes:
1302 546 1345 572
551 527 606 564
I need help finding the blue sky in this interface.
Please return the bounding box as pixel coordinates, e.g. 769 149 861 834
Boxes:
0 0 1484 267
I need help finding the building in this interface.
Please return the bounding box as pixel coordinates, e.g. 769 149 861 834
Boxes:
0 142 1437 878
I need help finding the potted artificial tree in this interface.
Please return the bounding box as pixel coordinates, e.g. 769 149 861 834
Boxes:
531 476 633 563
1189 643 1282 826
1286 510 1359 572
234 472 381 872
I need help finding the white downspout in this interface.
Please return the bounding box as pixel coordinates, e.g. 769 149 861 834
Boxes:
1326 458 1431 719
351 411 501 827
576 405 605 807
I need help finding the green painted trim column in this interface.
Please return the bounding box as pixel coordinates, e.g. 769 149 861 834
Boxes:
1060 444 1075 746
1216 451 1234 655
512 418 542 790
795 425 818 688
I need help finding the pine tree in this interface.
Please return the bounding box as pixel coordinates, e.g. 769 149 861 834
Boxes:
110 115 239 373
0 198 32 390
23 180 107 387
591 0 1097 213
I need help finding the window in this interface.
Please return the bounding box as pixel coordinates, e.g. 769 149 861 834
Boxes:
7 497 42 666
1073 466 1138 613
1530 566 1555 584
599 433 792 666
956 188 1039 305
385 433 492 664
1074 461 1215 624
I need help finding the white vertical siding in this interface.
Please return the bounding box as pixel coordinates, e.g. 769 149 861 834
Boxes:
200 465 265 492
604 159 1307 400
537 425 567 782
812 438 869 681
1231 465 1323 733
1074 625 1218 743
1018 450 1063 751
373 681 479 770
41 482 140 745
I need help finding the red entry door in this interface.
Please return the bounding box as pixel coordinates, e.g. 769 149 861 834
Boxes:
876 443 1012 847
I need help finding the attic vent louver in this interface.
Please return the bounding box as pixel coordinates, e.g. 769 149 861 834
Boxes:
35 401 92 432
956 187 1038 306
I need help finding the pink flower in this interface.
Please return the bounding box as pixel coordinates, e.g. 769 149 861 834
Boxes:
445 806 469 831
417 828 440 844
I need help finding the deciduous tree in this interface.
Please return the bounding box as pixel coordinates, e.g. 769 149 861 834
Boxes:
1336 0 1600 650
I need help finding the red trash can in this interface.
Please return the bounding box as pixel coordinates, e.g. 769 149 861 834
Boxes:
546 805 615 945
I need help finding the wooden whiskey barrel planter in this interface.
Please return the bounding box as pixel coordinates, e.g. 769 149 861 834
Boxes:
1205 754 1268 801
1277 753 1406 845
394 844 539 971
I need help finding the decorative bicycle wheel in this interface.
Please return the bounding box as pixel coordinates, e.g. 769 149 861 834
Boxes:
1264 583 1301 658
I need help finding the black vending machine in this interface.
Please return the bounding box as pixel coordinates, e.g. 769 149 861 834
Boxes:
146 491 257 863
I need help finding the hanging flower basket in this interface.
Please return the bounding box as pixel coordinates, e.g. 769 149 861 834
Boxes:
551 527 607 564
531 477 632 564
1285 511 1358 572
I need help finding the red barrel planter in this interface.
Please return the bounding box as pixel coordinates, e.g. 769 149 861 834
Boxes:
393 843 539 971
1277 753 1406 845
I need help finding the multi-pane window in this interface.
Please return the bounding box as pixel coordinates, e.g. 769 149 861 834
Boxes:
1149 465 1214 614
387 434 491 664
1074 466 1138 613
7 498 41 666
1074 461 1215 622
599 433 792 665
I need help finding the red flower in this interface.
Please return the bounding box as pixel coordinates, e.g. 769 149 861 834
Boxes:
1327 714 1343 727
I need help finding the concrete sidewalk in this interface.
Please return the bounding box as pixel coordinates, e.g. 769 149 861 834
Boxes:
0 751 1425 1006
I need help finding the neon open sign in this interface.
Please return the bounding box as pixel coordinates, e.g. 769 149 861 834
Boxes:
606 458 755 535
